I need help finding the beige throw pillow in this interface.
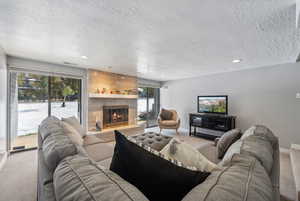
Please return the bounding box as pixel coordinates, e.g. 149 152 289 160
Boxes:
62 116 86 137
62 122 84 146
160 138 219 172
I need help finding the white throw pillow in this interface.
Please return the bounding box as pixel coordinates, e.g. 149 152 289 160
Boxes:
160 138 219 172
62 116 86 137
62 122 84 146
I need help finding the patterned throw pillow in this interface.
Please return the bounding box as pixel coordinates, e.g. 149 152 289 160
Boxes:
160 138 219 172
110 130 210 201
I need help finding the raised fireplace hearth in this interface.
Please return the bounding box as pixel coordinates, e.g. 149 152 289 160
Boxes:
103 105 129 128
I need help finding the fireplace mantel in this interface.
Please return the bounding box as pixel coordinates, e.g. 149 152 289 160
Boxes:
89 93 138 99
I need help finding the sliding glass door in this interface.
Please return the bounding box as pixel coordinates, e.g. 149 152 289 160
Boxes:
137 87 160 128
9 72 81 151
50 76 81 120
9 72 48 151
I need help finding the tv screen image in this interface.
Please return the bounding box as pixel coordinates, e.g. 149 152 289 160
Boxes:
198 96 228 114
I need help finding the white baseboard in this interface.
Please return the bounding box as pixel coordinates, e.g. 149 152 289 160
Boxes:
178 128 189 133
280 147 290 154
291 144 300 150
0 152 8 171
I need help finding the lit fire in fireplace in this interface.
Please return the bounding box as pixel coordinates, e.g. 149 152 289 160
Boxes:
112 112 122 121
103 105 129 128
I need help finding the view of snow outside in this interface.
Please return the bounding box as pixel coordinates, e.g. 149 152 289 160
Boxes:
137 98 154 113
18 101 79 136
17 98 154 136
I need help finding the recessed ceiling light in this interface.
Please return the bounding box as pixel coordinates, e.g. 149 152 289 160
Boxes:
232 59 242 63
81 55 88 59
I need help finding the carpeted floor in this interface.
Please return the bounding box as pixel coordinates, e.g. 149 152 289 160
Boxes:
280 151 296 201
0 150 37 201
0 129 296 201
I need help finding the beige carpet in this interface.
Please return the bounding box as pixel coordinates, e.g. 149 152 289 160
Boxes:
94 128 144 143
280 152 296 201
0 130 296 201
0 150 37 201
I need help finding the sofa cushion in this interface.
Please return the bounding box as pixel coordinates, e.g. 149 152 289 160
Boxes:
241 135 273 174
97 157 112 169
84 143 114 162
42 131 77 172
43 182 56 201
220 125 275 174
160 138 219 172
161 120 178 126
62 122 83 146
62 116 86 137
241 125 277 145
54 155 149 201
220 140 242 166
129 132 172 151
216 129 241 159
110 130 210 201
160 108 173 120
39 116 62 140
182 154 274 201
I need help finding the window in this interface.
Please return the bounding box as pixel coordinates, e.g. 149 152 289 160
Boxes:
137 87 160 128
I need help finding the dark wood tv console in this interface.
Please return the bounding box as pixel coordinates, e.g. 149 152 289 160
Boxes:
189 113 236 140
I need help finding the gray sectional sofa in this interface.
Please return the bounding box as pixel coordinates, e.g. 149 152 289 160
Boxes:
38 116 280 201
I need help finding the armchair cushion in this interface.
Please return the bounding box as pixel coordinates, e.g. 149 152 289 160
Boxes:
160 108 173 120
160 120 178 126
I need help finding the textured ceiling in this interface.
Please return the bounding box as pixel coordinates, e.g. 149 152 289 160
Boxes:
0 0 299 81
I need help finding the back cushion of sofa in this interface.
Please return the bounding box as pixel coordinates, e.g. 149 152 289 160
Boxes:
39 116 62 140
220 125 275 174
42 132 77 172
53 155 149 201
241 135 273 174
182 154 274 201
241 125 277 145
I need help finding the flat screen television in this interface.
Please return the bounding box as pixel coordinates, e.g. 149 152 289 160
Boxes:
197 95 228 115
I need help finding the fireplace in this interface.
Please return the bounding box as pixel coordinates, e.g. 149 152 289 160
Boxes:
103 105 129 128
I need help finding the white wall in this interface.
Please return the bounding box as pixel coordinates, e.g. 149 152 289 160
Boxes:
0 47 7 153
161 63 300 148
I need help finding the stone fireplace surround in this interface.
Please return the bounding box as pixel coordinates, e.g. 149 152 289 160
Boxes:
87 70 138 132
88 98 137 131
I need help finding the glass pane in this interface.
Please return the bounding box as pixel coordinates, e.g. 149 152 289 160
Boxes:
50 76 81 120
137 87 160 128
147 88 160 127
10 72 48 150
137 87 148 125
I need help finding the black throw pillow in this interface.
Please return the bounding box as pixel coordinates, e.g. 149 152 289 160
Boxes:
110 130 210 201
